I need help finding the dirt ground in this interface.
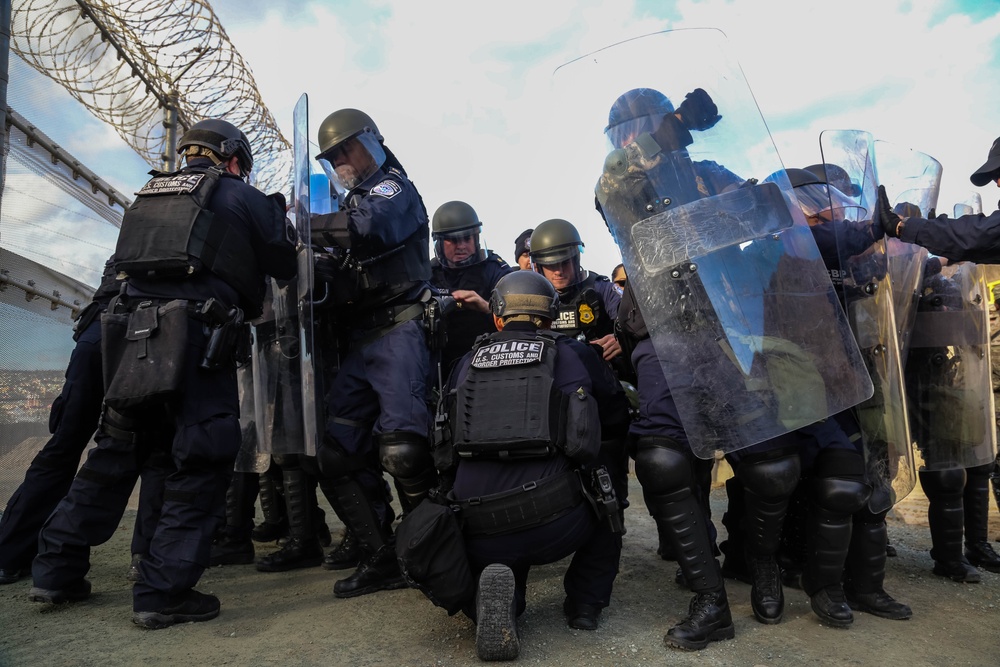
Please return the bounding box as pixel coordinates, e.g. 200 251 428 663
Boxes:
1 474 998 667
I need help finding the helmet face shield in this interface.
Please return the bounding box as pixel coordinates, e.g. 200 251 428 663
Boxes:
433 226 486 268
792 182 863 219
605 115 659 151
317 131 386 189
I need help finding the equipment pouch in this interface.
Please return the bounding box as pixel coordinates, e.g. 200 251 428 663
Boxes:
103 300 188 411
394 499 473 615
558 387 601 464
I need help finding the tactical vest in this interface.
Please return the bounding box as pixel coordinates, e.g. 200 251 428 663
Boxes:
114 166 260 309
452 331 601 463
551 274 614 341
333 169 431 308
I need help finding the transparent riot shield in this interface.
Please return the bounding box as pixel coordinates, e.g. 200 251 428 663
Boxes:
907 262 997 470
554 29 872 457
817 130 914 511
872 140 942 365
953 192 983 218
248 277 306 467
293 93 322 457
235 362 269 473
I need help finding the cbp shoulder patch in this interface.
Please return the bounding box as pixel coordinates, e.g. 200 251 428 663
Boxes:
370 180 402 199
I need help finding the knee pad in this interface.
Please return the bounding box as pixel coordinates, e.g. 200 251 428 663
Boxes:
919 467 966 497
737 450 801 500
376 431 433 479
812 477 871 515
633 437 693 497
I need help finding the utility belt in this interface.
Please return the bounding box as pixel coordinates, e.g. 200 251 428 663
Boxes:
351 289 455 349
453 470 584 537
102 295 248 411
453 466 624 538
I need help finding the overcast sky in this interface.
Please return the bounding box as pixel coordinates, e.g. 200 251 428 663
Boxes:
11 0 1000 281
210 0 1000 275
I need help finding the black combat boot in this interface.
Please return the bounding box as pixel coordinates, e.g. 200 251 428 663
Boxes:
256 469 324 572
322 528 360 570
252 468 288 543
844 517 911 620
329 475 405 598
647 487 735 650
963 464 1000 573
922 469 981 583
665 589 734 651
803 507 855 627
741 487 790 624
333 543 407 598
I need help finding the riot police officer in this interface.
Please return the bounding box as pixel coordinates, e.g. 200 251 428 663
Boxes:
309 108 439 598
29 119 297 628
0 257 121 583
400 271 629 661
528 219 622 366
430 200 513 377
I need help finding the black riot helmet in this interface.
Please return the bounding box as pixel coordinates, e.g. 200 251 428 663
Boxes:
178 119 253 177
432 200 486 268
489 270 560 322
315 108 387 189
605 87 674 149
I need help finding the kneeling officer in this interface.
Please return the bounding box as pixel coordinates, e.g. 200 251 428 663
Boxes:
398 271 630 661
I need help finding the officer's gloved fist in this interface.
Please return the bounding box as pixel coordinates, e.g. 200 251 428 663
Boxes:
676 88 722 131
313 250 341 284
874 185 903 238
651 113 694 153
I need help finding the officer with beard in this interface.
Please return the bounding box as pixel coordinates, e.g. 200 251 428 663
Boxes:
310 108 439 598
430 200 513 377
30 119 297 628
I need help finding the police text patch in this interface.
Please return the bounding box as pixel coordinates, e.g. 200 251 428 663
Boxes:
471 340 544 368
137 173 206 196
370 180 402 199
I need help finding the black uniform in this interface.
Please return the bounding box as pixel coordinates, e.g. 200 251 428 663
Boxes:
430 250 513 376
441 323 630 618
31 157 296 617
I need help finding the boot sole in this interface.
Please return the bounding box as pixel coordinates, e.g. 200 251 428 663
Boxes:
476 564 520 661
664 623 735 650
132 607 219 629
932 567 981 583
333 576 408 599
847 602 912 621
27 585 91 604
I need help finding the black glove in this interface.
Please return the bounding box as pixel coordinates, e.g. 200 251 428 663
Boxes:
651 113 694 153
676 88 722 131
313 250 342 284
874 185 903 238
